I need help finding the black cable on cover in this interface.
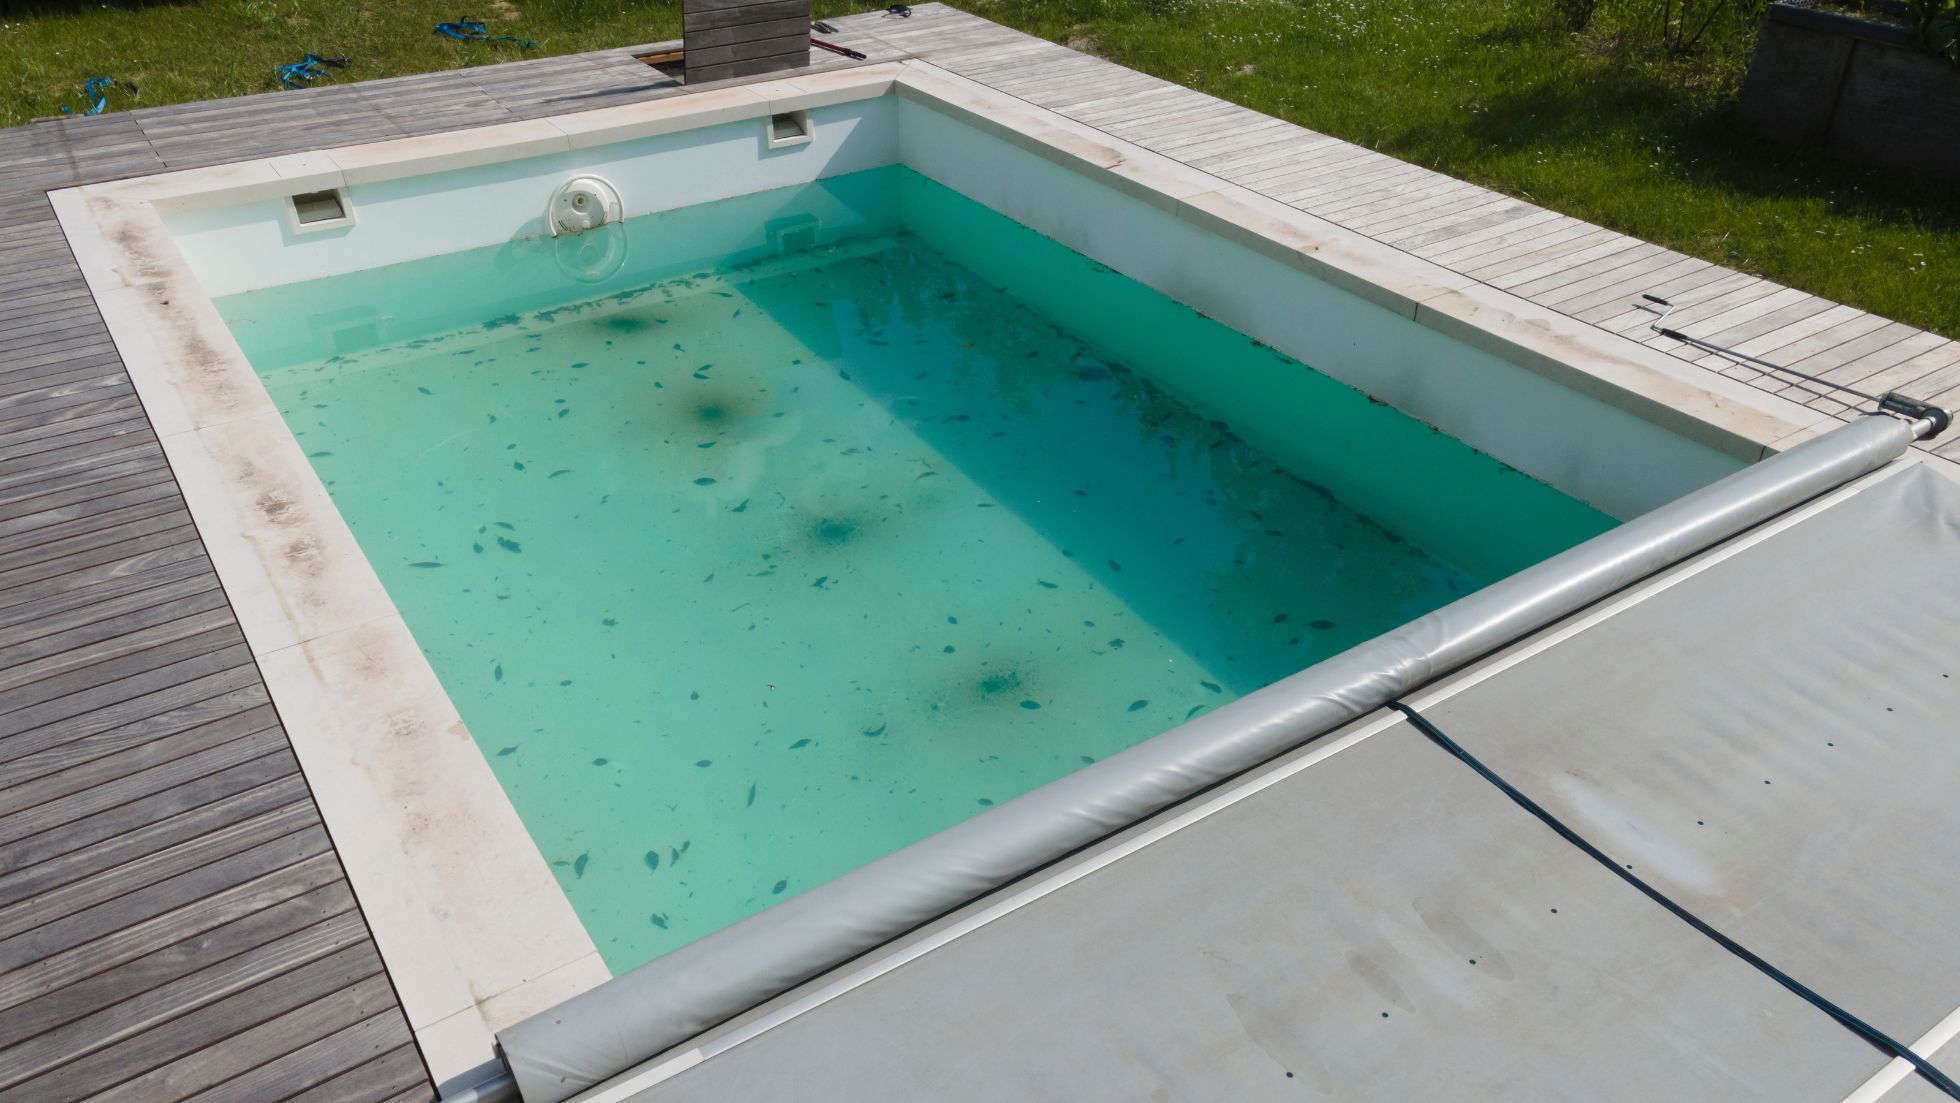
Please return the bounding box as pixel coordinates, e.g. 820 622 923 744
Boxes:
1388 700 1960 1100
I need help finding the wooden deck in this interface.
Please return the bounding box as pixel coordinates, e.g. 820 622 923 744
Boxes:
0 7 1953 1101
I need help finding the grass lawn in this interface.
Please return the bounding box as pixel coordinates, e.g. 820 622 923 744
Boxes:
3 0 1955 338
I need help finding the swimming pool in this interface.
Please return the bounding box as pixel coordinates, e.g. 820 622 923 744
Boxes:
213 163 1610 970
55 58 1818 1082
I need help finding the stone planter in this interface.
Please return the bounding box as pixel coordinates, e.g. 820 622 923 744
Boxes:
1736 1 1960 181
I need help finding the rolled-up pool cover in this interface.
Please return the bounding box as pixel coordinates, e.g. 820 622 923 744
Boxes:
501 413 1920 1103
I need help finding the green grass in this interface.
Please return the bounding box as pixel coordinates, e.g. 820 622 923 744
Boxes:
3 0 1955 336
0 1 684 121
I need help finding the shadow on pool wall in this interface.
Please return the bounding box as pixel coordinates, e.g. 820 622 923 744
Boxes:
879 166 1618 581
890 96 1750 529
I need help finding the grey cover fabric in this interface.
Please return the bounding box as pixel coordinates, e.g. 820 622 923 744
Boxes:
501 415 1923 1103
642 733 1883 1102
1420 459 1960 1057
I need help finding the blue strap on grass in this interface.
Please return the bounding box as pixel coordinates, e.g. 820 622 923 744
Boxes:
435 19 537 48
60 76 131 116
276 53 350 90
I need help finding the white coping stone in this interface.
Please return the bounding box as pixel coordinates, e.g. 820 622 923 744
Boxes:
1175 185 1473 320
329 118 572 188
255 614 603 1064
50 57 1842 1083
268 150 343 180
86 277 281 440
1415 283 1833 462
43 188 127 296
548 86 772 150
90 155 346 218
762 61 905 113
157 408 400 656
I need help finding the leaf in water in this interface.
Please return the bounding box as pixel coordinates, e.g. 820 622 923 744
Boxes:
409 561 443 569
573 853 588 878
644 851 660 872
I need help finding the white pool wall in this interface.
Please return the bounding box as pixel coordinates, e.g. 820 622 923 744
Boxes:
891 98 1743 522
166 97 899 297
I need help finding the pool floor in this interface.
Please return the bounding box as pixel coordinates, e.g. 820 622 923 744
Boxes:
225 170 1605 969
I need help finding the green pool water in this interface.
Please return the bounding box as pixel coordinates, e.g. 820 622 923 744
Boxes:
216 165 1614 971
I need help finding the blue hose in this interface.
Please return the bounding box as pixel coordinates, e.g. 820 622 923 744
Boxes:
276 53 349 89
60 76 132 116
435 19 537 48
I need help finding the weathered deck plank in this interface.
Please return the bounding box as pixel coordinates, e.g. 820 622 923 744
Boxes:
0 73 431 1103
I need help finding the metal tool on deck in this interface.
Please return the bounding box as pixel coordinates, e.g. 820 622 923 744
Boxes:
1641 293 1950 438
